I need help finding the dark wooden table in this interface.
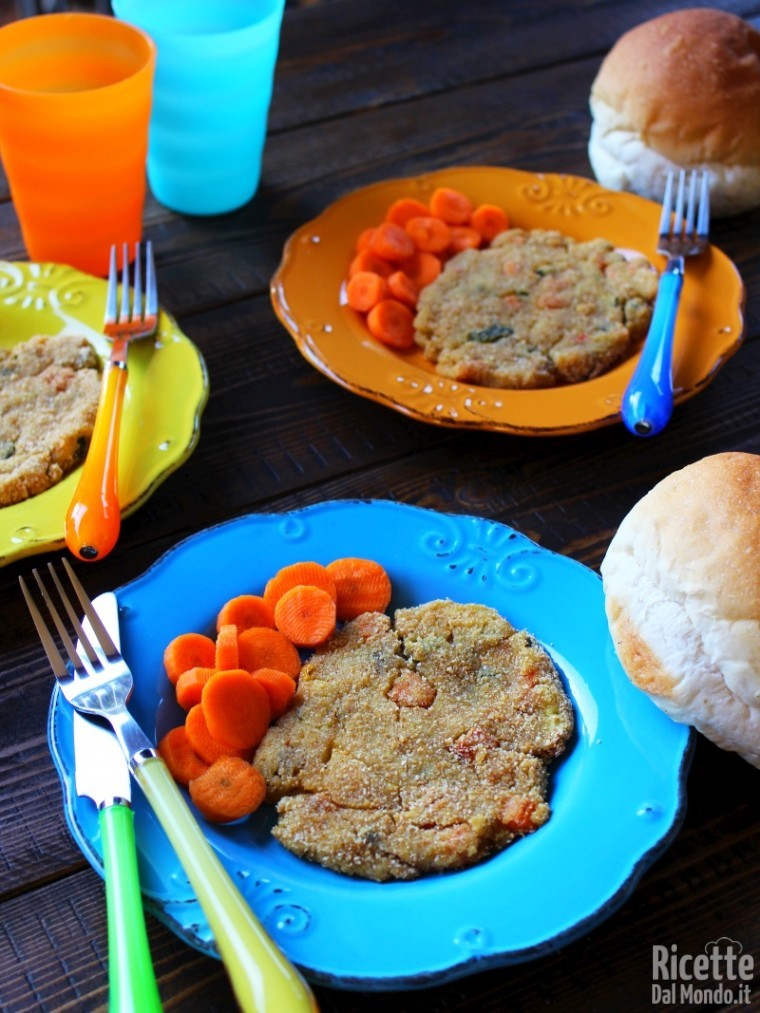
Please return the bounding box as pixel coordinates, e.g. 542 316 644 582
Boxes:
2 1 759 1010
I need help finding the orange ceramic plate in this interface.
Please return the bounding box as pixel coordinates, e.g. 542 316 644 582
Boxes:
271 166 745 436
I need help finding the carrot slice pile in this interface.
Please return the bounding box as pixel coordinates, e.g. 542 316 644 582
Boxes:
343 185 510 352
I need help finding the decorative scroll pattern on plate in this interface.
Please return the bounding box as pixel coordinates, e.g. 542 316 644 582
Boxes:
519 175 615 217
0 261 93 312
419 512 540 589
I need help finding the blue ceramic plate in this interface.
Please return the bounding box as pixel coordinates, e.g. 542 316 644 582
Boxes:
48 501 692 990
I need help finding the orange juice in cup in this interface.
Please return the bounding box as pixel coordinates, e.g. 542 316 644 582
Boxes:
0 13 155 276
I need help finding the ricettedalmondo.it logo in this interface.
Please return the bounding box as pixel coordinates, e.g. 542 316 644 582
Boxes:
652 938 755 1006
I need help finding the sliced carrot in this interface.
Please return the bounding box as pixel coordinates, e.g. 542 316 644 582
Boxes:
238 626 302 678
216 594 275 633
355 226 377 251
184 704 251 765
325 557 392 620
385 197 430 228
201 669 271 750
163 632 216 686
189 756 267 824
175 666 216 711
263 560 337 612
405 215 451 253
157 726 209 787
387 270 419 308
366 299 415 350
447 225 482 254
346 270 388 312
368 221 416 263
349 249 393 279
429 186 474 225
400 250 442 290
215 623 239 671
274 584 337 647
252 667 297 720
471 203 510 242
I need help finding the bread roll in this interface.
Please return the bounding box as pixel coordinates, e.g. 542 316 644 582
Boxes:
588 8 760 216
601 452 760 767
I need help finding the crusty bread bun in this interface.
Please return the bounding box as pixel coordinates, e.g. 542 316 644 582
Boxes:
588 9 760 216
601 452 760 767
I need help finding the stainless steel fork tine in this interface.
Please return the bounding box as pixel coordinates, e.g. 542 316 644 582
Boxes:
684 171 698 236
697 172 710 237
59 557 119 658
144 240 157 318
18 575 70 681
105 245 118 326
28 567 93 672
657 172 674 238
45 562 101 667
132 242 143 321
673 169 686 235
119 242 131 322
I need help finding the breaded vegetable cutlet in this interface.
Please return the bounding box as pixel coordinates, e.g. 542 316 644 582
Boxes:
254 600 574 881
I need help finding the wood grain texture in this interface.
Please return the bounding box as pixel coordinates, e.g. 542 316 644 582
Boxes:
0 0 758 1009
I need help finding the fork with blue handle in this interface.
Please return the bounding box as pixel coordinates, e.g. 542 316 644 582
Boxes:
621 170 710 437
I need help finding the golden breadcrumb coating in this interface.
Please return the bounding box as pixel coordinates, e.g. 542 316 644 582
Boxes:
255 600 573 881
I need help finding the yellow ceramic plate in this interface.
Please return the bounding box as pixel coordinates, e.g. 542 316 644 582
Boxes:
271 166 745 435
0 260 208 566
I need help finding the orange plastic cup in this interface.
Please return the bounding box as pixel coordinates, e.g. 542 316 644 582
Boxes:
0 13 155 276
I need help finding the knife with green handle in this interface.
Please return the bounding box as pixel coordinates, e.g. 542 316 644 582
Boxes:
75 594 162 1013
82 594 318 1013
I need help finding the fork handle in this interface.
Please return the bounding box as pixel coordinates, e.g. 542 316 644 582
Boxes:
134 755 318 1013
100 802 163 1013
621 261 683 437
65 361 127 561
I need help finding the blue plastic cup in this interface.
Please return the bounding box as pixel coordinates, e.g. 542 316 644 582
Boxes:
112 0 285 215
